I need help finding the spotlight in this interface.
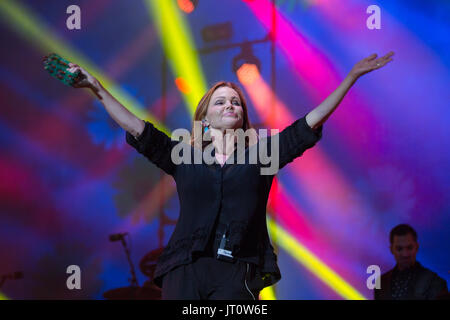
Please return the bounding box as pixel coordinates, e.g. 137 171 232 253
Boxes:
232 44 261 84
236 63 260 85
175 77 191 94
177 0 198 14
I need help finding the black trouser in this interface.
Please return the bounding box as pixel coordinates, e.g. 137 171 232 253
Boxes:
161 255 260 300
161 228 262 300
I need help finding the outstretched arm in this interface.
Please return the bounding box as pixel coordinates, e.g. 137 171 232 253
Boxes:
305 52 394 130
67 63 145 138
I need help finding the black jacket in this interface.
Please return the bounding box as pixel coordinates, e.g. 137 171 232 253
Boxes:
126 115 323 289
374 261 448 300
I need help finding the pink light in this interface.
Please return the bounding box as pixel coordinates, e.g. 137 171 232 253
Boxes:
241 63 389 263
268 177 364 290
242 74 291 126
244 0 384 160
241 74 368 222
245 0 339 100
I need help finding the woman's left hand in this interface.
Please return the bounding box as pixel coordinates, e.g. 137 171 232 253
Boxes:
349 51 394 79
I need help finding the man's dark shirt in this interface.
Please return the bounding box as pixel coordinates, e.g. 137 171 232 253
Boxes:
391 263 417 299
374 261 448 300
126 114 323 289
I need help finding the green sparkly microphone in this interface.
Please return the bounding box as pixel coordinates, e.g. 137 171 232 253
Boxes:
43 53 102 99
43 53 85 86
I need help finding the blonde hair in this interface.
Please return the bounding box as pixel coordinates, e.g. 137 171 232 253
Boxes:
190 81 256 150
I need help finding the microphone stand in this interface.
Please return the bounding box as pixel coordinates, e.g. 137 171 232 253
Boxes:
119 236 139 288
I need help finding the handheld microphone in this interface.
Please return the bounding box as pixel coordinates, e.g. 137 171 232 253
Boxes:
109 232 128 242
43 53 84 86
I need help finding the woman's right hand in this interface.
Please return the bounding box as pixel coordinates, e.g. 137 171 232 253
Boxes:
67 62 103 99
67 63 101 90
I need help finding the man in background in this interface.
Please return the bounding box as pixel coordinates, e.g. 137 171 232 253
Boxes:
374 224 448 300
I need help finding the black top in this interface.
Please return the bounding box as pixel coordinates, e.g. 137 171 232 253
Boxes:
126 114 323 289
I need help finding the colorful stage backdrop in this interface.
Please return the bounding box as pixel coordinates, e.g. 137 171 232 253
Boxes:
0 0 449 299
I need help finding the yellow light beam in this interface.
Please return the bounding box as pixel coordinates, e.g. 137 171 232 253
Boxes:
259 285 277 300
0 0 170 135
145 0 207 116
0 292 9 300
267 216 367 300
